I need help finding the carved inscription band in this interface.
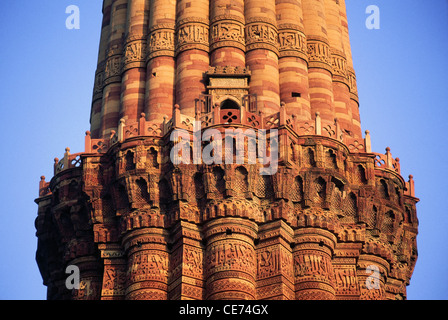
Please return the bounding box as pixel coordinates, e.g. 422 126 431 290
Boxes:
148 25 176 59
175 18 210 54
278 24 308 60
211 19 245 52
96 24 357 99
104 53 122 84
307 38 332 71
245 18 279 54
331 50 349 86
123 37 147 71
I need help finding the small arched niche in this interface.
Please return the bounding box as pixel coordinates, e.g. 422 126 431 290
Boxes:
220 98 240 110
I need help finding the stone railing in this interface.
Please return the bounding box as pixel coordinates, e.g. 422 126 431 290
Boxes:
82 103 373 156
36 150 84 198
196 102 368 154
405 175 416 197
85 113 164 155
371 147 418 197
53 148 83 174
373 147 401 174
41 103 419 198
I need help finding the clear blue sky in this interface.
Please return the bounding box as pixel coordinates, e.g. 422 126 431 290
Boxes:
0 0 447 300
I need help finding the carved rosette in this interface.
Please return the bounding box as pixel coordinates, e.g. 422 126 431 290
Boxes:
210 15 246 52
245 17 279 55
122 35 147 72
278 24 308 61
148 24 175 60
175 18 210 55
307 37 333 72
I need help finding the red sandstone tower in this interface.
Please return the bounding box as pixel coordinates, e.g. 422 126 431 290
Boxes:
35 0 419 300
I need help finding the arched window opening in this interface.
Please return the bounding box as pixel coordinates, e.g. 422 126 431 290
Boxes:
220 99 240 110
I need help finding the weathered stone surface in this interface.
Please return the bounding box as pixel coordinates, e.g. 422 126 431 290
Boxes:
35 0 418 300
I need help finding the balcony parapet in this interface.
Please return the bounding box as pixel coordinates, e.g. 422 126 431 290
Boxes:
38 102 416 200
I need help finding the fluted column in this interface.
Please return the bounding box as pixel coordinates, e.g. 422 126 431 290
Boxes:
120 0 149 123
204 218 258 300
123 228 170 300
245 0 280 115
276 0 311 120
90 0 113 138
100 0 128 138
293 228 337 300
302 0 335 126
339 0 361 138
210 0 246 68
146 0 176 123
175 0 210 116
324 0 352 138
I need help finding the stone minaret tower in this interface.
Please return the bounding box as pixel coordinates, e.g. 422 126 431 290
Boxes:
35 0 419 300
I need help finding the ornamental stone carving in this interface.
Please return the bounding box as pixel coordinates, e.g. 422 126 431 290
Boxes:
211 17 245 52
245 18 279 54
307 38 333 71
123 38 147 71
331 52 349 84
278 24 307 60
148 25 176 59
104 55 122 83
36 0 419 302
175 19 210 54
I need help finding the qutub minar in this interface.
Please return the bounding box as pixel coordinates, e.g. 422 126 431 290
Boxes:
35 0 419 300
